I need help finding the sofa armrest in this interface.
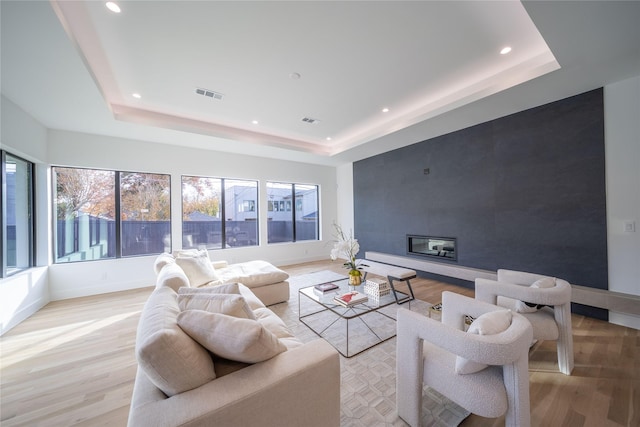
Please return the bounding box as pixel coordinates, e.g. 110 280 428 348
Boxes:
128 339 340 427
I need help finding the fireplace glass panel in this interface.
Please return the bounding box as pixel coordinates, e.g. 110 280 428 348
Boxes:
407 235 457 261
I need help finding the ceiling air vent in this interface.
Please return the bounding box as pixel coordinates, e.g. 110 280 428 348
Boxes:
301 116 320 124
195 87 224 100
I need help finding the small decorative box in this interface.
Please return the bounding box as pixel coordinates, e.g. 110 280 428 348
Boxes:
363 279 391 299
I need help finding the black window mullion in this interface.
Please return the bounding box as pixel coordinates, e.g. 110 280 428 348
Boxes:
28 161 35 268
115 171 122 258
291 184 297 242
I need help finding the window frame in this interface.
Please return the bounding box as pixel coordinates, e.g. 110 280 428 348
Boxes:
181 175 259 250
52 166 171 263
1 151 36 277
266 181 319 244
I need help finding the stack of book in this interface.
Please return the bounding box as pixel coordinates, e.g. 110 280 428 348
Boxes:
333 291 368 307
363 279 391 299
314 282 339 294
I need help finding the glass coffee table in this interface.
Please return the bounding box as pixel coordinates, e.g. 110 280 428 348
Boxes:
298 278 409 357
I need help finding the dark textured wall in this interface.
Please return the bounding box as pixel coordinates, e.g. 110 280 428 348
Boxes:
354 89 607 317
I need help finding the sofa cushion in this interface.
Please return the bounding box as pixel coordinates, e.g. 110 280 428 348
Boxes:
455 309 512 375
177 293 255 320
156 262 190 292
135 287 216 396
216 260 289 288
174 249 220 287
178 282 240 295
177 310 287 363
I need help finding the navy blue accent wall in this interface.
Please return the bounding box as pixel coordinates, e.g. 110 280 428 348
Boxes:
354 89 607 319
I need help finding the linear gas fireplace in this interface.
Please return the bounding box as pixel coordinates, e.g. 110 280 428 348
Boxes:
407 235 457 261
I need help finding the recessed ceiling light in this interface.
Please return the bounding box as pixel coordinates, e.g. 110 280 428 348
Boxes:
132 93 141 99
105 2 121 13
326 137 332 141
252 120 259 125
500 46 512 55
382 108 389 113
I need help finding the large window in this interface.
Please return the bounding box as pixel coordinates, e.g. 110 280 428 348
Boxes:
53 167 170 263
182 176 258 249
120 172 171 256
266 182 318 243
1 152 35 276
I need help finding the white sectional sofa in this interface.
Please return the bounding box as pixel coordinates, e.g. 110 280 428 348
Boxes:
127 252 341 427
154 250 291 306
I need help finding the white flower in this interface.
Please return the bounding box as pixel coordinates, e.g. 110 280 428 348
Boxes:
330 223 361 270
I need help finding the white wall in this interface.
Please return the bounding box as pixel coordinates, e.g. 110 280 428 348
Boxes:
1 96 51 334
604 75 640 330
45 130 338 300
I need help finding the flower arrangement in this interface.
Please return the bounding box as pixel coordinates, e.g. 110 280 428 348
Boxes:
330 223 366 285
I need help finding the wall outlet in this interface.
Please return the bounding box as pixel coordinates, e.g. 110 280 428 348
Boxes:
624 221 636 232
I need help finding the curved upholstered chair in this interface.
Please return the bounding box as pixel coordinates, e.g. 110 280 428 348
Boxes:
396 292 533 427
475 269 574 375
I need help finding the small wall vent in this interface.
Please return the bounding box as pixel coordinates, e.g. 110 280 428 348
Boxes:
301 116 320 124
195 87 224 100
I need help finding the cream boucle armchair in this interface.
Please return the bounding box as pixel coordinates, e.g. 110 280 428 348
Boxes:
396 292 533 427
475 269 574 375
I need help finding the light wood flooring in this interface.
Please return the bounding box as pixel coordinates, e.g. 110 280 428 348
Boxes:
1 260 638 426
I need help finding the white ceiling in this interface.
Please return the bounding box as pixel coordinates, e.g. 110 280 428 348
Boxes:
1 1 639 166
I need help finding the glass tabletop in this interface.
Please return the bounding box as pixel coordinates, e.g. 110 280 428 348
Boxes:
299 278 407 319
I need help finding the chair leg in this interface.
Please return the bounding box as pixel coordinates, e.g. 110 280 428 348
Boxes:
396 313 424 427
502 358 531 427
557 338 574 375
555 304 574 375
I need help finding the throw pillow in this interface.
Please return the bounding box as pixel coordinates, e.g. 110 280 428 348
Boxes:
515 277 556 313
253 307 296 339
136 287 216 397
178 282 240 295
174 249 220 287
177 310 287 363
455 309 512 375
177 293 256 320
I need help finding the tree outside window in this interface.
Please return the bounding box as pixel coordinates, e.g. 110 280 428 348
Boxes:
120 172 171 256
53 167 171 262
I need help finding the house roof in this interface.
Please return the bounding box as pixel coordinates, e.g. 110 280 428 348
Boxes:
1 1 639 166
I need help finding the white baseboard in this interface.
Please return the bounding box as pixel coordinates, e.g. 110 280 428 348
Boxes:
49 279 153 301
1 296 48 336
